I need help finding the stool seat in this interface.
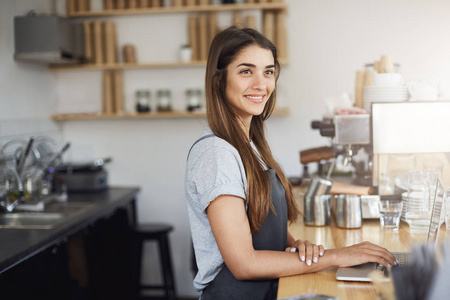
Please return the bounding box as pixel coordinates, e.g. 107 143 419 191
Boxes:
134 224 173 236
131 223 176 300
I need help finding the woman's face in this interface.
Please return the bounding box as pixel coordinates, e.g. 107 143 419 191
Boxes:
225 45 276 126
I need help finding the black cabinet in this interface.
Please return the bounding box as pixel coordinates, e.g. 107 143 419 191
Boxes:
0 207 133 300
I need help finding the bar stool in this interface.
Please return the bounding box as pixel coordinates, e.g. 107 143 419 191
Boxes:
131 223 176 300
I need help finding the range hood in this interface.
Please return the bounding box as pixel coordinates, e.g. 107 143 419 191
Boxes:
14 13 86 65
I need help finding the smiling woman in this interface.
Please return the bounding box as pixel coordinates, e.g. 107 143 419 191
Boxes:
185 26 396 300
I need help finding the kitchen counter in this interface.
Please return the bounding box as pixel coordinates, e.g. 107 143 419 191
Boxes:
0 186 140 274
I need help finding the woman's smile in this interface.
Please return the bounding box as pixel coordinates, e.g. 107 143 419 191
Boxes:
244 94 266 103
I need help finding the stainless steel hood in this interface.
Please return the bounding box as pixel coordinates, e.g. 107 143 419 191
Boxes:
14 13 86 65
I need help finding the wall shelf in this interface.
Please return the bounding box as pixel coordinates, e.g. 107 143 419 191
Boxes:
51 108 290 121
50 60 208 71
68 3 287 18
49 58 289 71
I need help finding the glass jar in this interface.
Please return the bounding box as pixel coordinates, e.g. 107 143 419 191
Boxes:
136 90 151 112
186 89 202 112
157 90 172 112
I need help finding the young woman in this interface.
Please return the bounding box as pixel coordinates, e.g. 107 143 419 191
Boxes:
185 26 396 300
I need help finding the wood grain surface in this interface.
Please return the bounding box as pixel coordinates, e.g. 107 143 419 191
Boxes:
278 186 448 300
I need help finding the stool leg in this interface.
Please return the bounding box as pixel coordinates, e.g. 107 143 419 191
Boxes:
159 233 176 300
131 236 143 299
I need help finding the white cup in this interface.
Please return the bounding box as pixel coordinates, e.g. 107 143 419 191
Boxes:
179 46 192 62
372 73 403 87
408 81 439 101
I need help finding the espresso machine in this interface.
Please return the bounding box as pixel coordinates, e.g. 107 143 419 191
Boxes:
308 114 372 186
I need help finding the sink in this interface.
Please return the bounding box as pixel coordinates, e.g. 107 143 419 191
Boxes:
0 202 95 229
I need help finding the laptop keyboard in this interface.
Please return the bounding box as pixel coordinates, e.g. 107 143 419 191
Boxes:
375 252 412 277
393 251 411 266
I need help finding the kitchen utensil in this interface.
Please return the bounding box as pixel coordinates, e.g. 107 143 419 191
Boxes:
17 137 34 176
335 194 362 229
305 194 331 226
304 176 332 226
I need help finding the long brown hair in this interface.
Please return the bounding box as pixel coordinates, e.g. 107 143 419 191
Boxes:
205 26 299 233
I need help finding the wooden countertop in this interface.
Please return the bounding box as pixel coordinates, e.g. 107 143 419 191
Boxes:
277 186 448 300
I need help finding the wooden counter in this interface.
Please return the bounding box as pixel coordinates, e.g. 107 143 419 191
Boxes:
277 187 448 300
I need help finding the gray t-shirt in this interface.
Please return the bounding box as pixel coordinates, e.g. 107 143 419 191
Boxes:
185 128 249 291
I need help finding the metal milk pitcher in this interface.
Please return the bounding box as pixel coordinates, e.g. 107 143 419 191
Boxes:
304 176 332 226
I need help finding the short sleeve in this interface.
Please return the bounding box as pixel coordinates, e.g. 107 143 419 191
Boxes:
190 146 246 211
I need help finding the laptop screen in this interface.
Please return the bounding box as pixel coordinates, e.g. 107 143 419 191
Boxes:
427 179 444 246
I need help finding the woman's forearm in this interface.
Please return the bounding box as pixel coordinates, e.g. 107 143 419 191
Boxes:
232 249 337 280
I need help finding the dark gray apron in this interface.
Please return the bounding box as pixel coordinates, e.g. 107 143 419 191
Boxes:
189 135 288 300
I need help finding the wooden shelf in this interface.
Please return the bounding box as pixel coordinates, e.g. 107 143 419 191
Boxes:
49 60 208 71
68 3 287 18
50 58 289 71
51 108 290 121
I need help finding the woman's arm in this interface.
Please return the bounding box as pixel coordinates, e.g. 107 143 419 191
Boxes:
207 195 397 280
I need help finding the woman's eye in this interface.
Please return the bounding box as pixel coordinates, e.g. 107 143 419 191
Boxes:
265 69 275 75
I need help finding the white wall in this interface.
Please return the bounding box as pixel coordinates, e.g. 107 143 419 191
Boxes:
0 0 60 137
3 0 450 297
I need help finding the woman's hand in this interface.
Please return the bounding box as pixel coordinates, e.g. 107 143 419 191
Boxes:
328 241 398 268
285 240 324 266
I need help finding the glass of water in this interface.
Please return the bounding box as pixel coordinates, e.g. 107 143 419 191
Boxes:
379 200 403 230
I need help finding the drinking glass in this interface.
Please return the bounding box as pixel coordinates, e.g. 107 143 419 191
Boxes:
379 200 403 230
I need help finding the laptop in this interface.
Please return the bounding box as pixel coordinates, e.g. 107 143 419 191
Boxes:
335 179 445 282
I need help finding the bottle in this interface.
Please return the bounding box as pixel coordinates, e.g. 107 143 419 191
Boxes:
136 90 151 112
